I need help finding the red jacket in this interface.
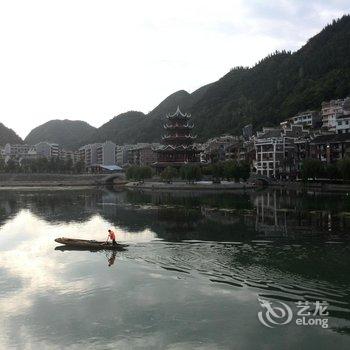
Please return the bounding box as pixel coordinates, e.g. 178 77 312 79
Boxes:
108 231 116 240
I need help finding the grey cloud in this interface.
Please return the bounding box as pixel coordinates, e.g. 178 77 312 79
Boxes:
214 1 349 54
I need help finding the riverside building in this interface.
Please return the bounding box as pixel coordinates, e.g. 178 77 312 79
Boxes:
253 125 309 179
79 141 117 171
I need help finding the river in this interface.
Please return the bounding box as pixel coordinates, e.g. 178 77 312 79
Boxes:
0 187 350 349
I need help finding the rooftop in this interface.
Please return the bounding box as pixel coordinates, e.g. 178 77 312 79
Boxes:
166 106 191 119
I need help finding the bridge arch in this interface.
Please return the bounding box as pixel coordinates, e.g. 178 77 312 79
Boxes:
103 173 126 185
248 174 272 185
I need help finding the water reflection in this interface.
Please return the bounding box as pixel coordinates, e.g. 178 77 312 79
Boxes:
254 190 350 239
1 188 350 348
107 251 117 267
2 188 349 241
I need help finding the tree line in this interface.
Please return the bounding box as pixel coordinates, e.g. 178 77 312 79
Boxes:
0 157 86 174
301 158 350 181
126 161 251 183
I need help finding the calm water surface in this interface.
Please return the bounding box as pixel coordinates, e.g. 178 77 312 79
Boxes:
1 187 350 349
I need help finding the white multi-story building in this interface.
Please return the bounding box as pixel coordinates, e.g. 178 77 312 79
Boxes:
79 143 100 167
116 143 161 167
253 125 309 179
35 142 59 158
321 98 346 131
3 143 37 164
254 128 284 178
4 142 59 160
79 141 117 170
116 145 132 166
60 149 81 164
202 135 241 163
3 142 61 164
4 143 31 157
336 117 350 134
335 98 350 134
96 141 116 165
288 110 321 129
128 143 160 167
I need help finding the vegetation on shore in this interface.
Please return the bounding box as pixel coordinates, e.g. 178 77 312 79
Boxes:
126 166 153 182
0 157 86 174
301 158 350 181
126 161 251 184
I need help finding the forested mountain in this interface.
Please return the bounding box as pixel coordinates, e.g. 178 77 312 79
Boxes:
85 86 212 145
26 15 350 148
0 123 23 146
25 120 96 150
83 111 147 146
189 15 350 140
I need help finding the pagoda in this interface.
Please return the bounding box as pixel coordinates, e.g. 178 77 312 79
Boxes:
155 106 200 169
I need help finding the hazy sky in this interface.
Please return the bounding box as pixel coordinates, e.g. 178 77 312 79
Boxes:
0 0 349 138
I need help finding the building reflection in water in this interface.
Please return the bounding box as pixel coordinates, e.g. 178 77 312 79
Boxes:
254 191 288 237
253 190 350 239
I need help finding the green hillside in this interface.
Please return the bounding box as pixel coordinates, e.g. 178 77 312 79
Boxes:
25 120 96 149
0 123 23 146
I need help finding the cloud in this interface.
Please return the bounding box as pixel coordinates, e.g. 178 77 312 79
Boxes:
0 0 348 138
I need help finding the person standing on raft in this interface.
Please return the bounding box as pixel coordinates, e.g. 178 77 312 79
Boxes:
107 229 117 246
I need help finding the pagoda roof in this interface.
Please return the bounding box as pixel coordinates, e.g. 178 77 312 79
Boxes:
162 134 197 140
166 106 191 119
164 123 194 129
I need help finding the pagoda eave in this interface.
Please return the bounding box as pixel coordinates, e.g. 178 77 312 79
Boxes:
164 125 194 129
153 161 202 168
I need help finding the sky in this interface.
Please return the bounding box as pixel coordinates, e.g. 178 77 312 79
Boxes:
0 0 349 139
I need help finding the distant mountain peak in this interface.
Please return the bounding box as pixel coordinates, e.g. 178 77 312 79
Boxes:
25 119 97 150
0 123 23 146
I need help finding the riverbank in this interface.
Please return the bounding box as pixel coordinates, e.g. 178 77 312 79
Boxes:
124 180 255 191
0 173 109 188
123 179 350 194
2 173 350 194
